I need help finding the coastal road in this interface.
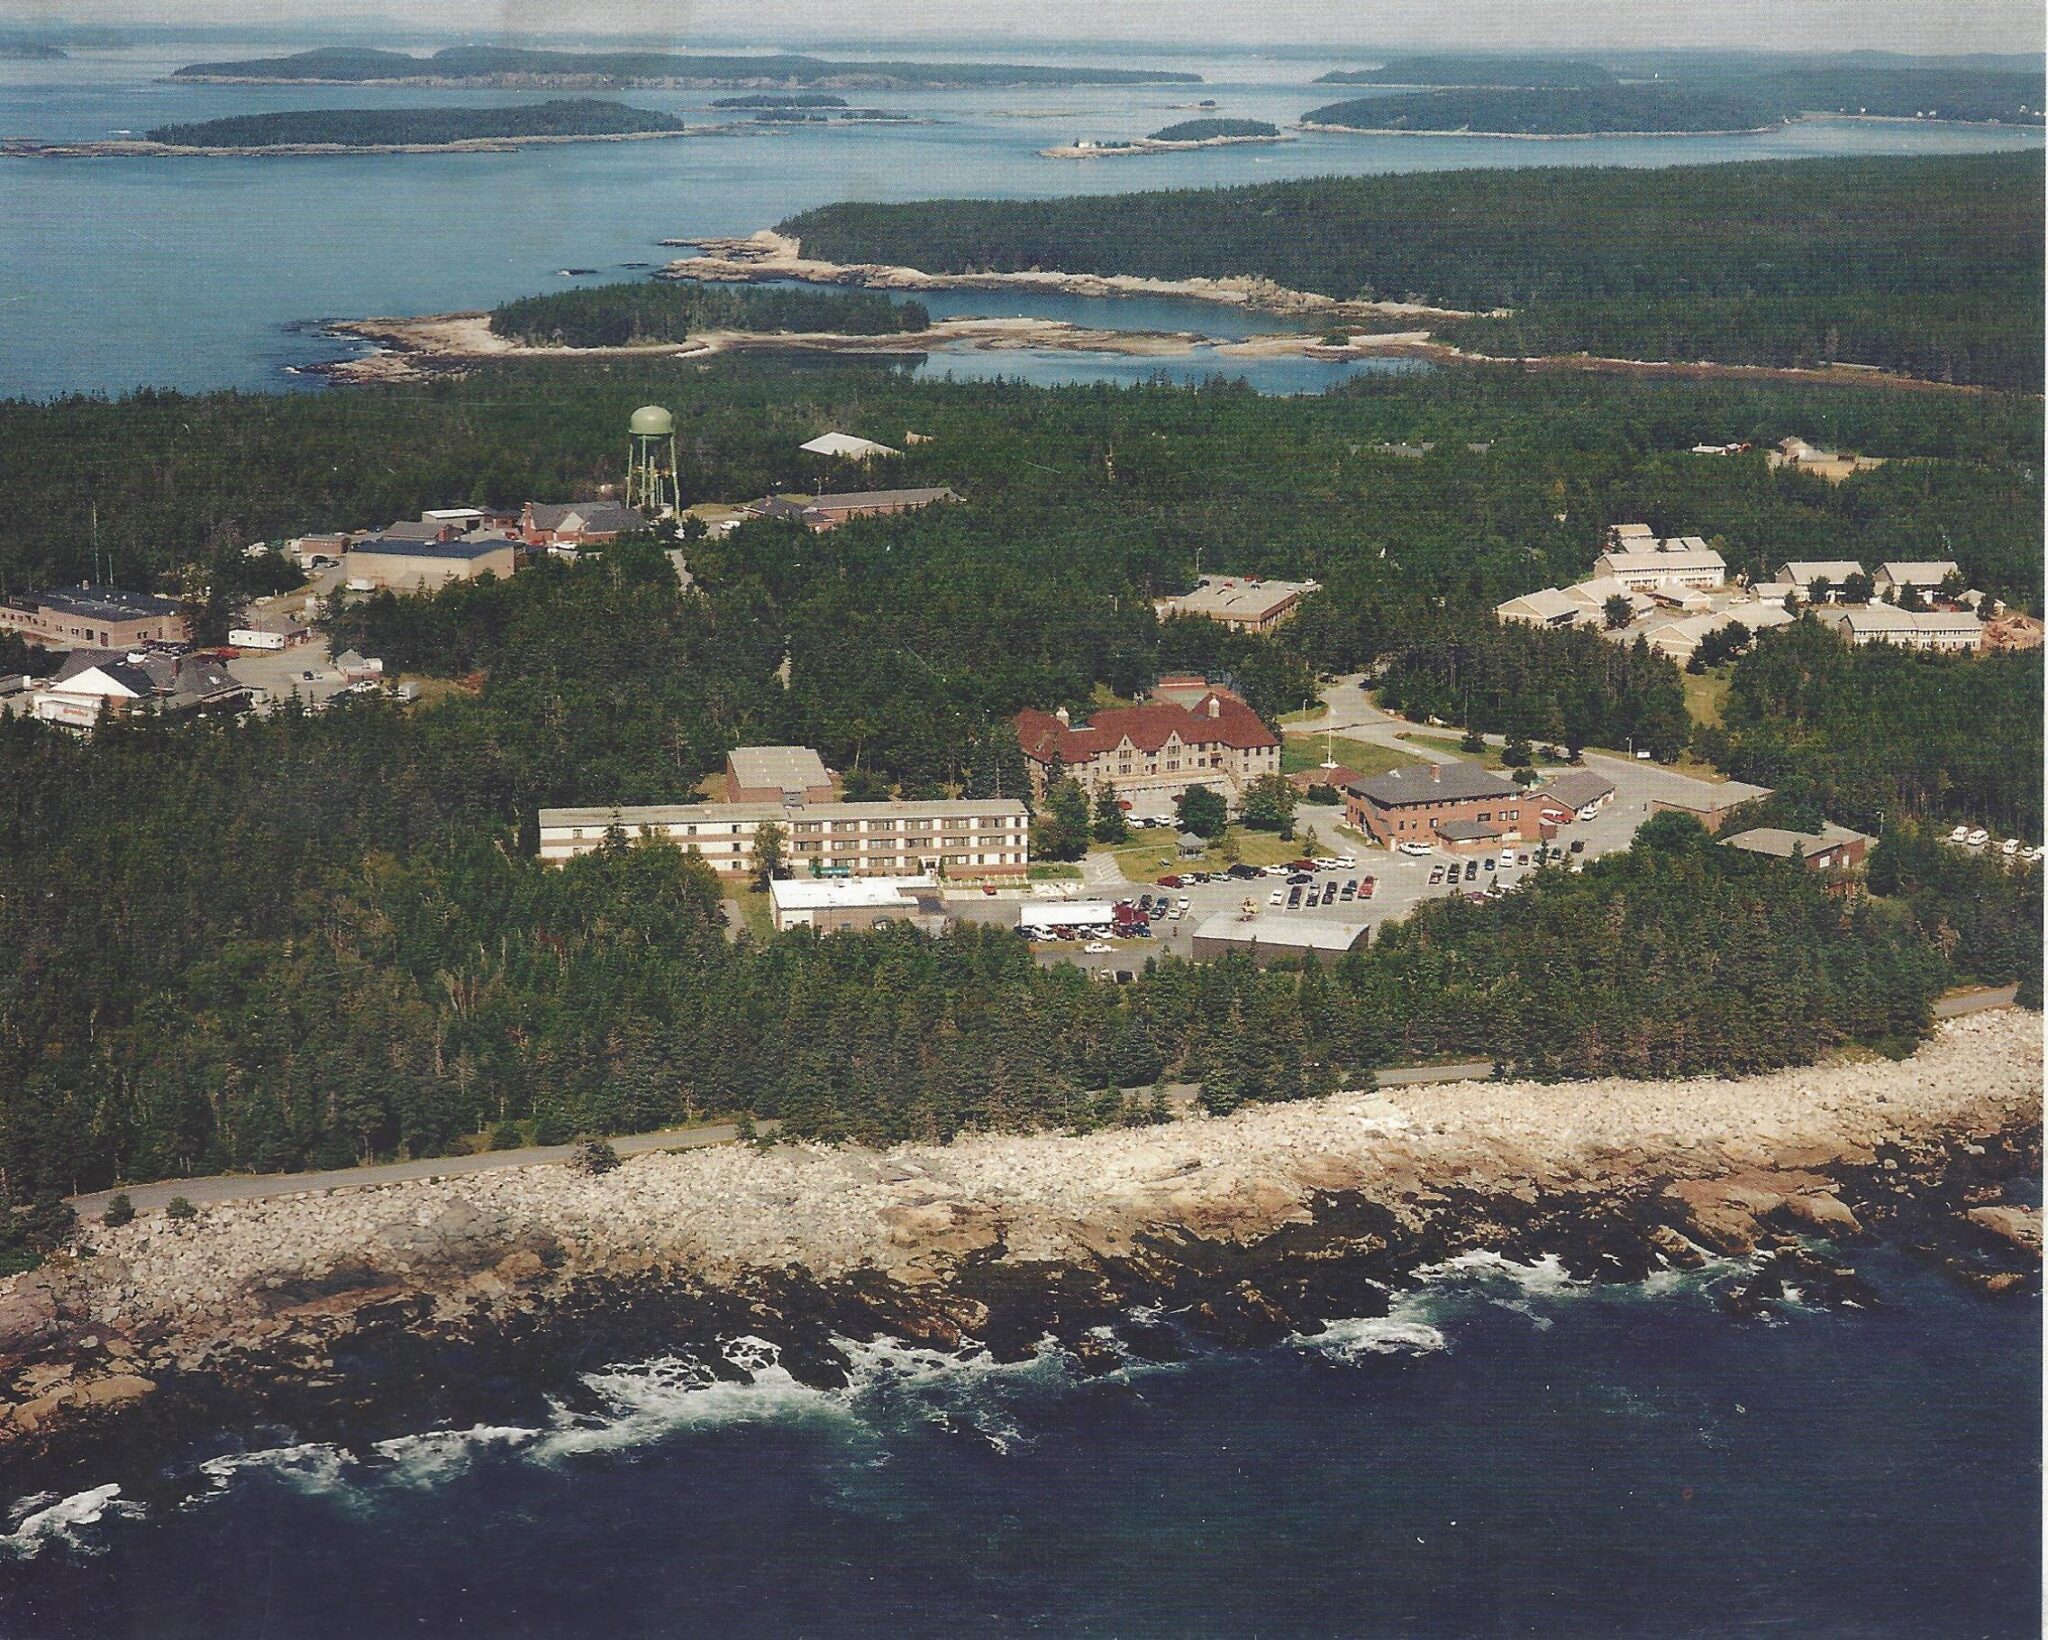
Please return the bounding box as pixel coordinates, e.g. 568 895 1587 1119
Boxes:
68 1119 778 1219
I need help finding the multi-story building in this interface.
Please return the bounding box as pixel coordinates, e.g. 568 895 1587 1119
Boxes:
1872 560 1962 597
0 585 189 650
1591 529 1728 594
1342 762 1528 851
537 798 1030 878
1820 606 1982 653
1014 686 1281 817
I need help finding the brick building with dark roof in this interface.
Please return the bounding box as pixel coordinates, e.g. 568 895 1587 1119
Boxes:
1014 686 1280 818
1343 761 1528 850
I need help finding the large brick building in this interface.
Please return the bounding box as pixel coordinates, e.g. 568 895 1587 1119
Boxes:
0 585 189 650
537 798 1030 878
1343 762 1528 851
1014 686 1280 818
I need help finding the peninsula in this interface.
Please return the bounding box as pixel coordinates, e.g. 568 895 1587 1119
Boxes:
1316 55 1617 88
1300 85 1783 137
167 45 1201 88
4 100 697 158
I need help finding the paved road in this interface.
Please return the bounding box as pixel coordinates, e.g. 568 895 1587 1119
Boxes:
68 1119 775 1218
1934 984 2020 1018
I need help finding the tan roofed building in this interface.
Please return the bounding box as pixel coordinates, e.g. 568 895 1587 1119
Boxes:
725 745 835 805
1154 575 1319 633
538 798 1030 878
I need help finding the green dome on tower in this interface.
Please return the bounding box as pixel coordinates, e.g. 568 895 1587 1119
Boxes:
630 404 675 436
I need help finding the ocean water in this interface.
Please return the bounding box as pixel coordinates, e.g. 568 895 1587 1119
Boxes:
1 1249 2036 1638
2 42 2041 398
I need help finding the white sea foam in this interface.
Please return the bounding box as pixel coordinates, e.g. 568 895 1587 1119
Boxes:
0 1484 140 1559
531 1345 842 1461
1294 1304 1450 1362
370 1424 541 1487
1420 1249 1582 1294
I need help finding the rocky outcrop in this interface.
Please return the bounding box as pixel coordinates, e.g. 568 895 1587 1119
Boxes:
0 1013 2037 1492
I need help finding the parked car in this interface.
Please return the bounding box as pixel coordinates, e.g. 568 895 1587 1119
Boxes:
1359 876 1375 898
1967 828 1990 848
1948 825 1971 844
2001 837 2021 856
1156 875 1183 888
1427 867 1444 885
1569 839 1586 854
1286 888 1303 909
1287 858 1318 873
1321 883 1338 905
1287 872 1312 885
1398 841 1434 857
1483 858 1496 872
1083 940 1113 954
1464 861 1478 881
1339 883 1355 902
1517 853 1530 866
1228 863 1263 880
1268 889 1284 906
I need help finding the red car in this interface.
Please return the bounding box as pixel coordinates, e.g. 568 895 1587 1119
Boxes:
1287 858 1317 873
1358 876 1376 899
1156 874 1184 888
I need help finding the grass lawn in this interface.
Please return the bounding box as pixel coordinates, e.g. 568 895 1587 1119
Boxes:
1400 731 1510 771
1101 825 1305 882
1682 667 1732 730
1028 862 1085 880
721 882 774 941
1282 731 1427 779
1278 702 1330 725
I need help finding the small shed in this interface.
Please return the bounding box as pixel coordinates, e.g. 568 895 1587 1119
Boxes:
1177 831 1208 857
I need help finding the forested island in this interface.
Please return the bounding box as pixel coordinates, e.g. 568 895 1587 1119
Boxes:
1317 55 1617 88
780 151 2045 389
1147 118 1280 142
0 356 2040 1209
168 44 1201 87
0 36 64 59
137 100 687 150
489 282 931 347
712 92 847 109
1302 85 1783 136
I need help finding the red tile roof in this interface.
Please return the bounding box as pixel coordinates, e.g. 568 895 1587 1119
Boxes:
1016 690 1278 765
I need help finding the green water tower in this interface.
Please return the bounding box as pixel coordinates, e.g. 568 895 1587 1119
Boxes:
626 404 678 516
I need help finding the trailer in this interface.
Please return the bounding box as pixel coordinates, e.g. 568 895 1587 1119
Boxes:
227 628 287 652
1018 901 1120 937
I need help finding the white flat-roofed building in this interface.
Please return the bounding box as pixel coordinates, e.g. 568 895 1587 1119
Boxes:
1189 911 1371 966
538 797 1031 877
770 875 942 933
725 744 834 805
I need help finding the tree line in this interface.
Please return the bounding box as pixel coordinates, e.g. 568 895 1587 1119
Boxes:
145 100 685 148
779 152 2045 388
489 283 930 349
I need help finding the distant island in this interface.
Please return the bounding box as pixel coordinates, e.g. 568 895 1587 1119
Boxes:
1148 118 1280 142
1302 86 1783 137
0 37 66 60
1316 55 1617 88
167 45 1201 88
1043 118 1289 159
490 281 931 347
4 100 697 158
711 92 848 109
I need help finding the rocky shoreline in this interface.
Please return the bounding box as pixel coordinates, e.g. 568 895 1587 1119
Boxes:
0 1013 2037 1500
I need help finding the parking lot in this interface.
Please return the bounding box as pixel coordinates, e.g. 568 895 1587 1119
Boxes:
972 746 1779 979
